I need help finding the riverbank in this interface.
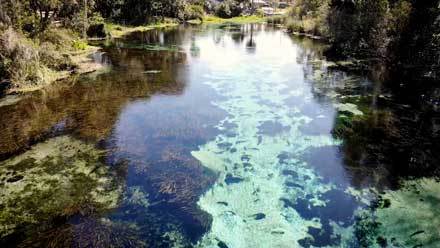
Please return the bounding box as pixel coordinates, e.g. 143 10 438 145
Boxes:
6 45 104 95
105 19 180 38
187 15 266 25
1 17 267 96
0 18 183 96
0 27 108 95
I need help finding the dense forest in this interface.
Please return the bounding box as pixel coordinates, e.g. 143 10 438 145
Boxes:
1 0 439 92
287 0 440 83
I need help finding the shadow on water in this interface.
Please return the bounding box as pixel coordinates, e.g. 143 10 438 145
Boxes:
294 34 440 247
292 34 440 188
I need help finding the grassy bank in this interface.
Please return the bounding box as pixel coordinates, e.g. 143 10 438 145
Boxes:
0 18 182 95
105 19 179 38
1 15 265 95
0 28 106 94
13 45 104 94
187 15 266 25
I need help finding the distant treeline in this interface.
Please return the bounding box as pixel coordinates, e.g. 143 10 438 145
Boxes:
0 0 207 33
0 0 252 32
1 0 439 85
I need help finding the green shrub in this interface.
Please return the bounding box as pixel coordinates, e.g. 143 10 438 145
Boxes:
255 9 265 18
38 28 78 51
215 0 242 18
90 12 105 26
285 0 330 37
0 28 50 88
0 55 10 82
328 0 390 58
389 0 412 37
286 19 304 33
66 8 99 34
39 42 73 71
266 15 286 25
72 40 88 50
0 26 78 90
184 4 204 21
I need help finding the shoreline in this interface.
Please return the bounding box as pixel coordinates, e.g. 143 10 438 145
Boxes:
4 45 105 95
1 21 180 97
106 21 180 38
1 19 261 97
187 15 266 25
0 21 372 97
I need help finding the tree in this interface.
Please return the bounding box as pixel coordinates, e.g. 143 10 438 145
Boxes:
28 0 64 32
83 0 87 39
327 0 389 58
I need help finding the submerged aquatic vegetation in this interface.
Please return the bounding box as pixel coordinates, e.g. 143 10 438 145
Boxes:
125 186 150 208
108 42 182 52
0 136 122 238
192 64 355 247
334 103 364 116
354 178 440 247
18 218 146 248
122 44 181 52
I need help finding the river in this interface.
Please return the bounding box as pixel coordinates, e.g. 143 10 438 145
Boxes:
0 24 439 247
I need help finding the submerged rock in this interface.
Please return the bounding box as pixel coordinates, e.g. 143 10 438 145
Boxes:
224 173 244 185
252 213 266 220
0 136 122 238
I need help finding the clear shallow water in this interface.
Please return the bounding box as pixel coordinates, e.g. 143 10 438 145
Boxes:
0 24 439 247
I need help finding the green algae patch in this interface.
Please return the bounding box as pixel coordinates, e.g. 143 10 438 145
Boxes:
355 178 440 248
192 64 347 247
334 103 364 116
0 136 122 238
124 186 150 208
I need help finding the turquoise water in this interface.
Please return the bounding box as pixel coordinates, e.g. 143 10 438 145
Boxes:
0 24 439 247
188 25 366 247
